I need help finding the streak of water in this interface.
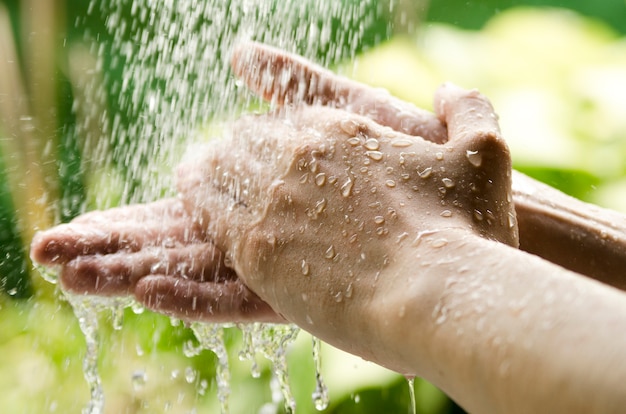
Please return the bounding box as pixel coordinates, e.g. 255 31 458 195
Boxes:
65 295 105 414
190 323 233 414
311 336 329 411
406 376 417 414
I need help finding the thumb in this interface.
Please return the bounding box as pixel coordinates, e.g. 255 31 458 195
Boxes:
434 83 518 247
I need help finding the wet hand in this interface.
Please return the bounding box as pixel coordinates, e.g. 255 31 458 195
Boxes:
176 83 517 355
30 198 283 323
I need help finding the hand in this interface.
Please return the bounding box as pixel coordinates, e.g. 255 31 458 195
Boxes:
30 197 283 323
174 81 516 365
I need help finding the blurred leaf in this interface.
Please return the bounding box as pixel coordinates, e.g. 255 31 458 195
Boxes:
426 0 626 35
514 165 601 202
0 151 32 298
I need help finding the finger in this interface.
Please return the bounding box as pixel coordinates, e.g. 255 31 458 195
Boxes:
432 83 518 247
433 82 503 147
70 198 185 225
231 41 447 143
135 276 285 323
513 170 626 290
59 242 236 296
30 215 202 266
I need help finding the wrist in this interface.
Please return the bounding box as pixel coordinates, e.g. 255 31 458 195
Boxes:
364 227 475 375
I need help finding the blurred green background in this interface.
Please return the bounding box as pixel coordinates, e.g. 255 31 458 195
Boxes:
1 0 625 413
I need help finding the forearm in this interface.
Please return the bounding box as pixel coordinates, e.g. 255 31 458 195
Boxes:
372 228 626 413
513 170 626 289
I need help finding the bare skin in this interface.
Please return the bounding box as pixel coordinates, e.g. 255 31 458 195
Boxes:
31 43 626 413
231 42 626 289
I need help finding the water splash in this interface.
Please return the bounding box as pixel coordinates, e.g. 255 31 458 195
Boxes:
62 0 421 411
406 376 417 414
257 324 301 413
189 323 233 414
64 295 105 414
311 336 329 411
77 0 405 207
239 323 262 378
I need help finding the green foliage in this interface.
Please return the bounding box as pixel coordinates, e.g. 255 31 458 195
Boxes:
427 0 626 34
0 150 31 298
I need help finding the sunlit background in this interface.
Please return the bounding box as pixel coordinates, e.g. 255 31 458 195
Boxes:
1 0 625 413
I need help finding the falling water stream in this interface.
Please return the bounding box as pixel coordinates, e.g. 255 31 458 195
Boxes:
60 0 422 412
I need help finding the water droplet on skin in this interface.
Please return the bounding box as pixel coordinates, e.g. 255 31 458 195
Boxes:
391 139 413 148
267 233 277 246
340 178 354 197
299 173 309 184
385 180 396 188
418 167 432 179
431 238 448 248
315 198 327 215
397 232 410 244
364 138 380 150
324 245 335 259
485 210 496 224
297 157 308 171
440 210 452 217
347 137 361 146
365 150 383 161
333 291 343 302
508 212 516 228
315 173 326 186
442 178 455 188
401 173 410 181
435 152 444 161
388 208 398 220
309 159 319 173
131 301 145 315
349 234 358 244
301 260 310 276
340 119 359 136
345 283 353 298
376 226 388 236
374 216 385 224
466 150 482 167
474 209 484 221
